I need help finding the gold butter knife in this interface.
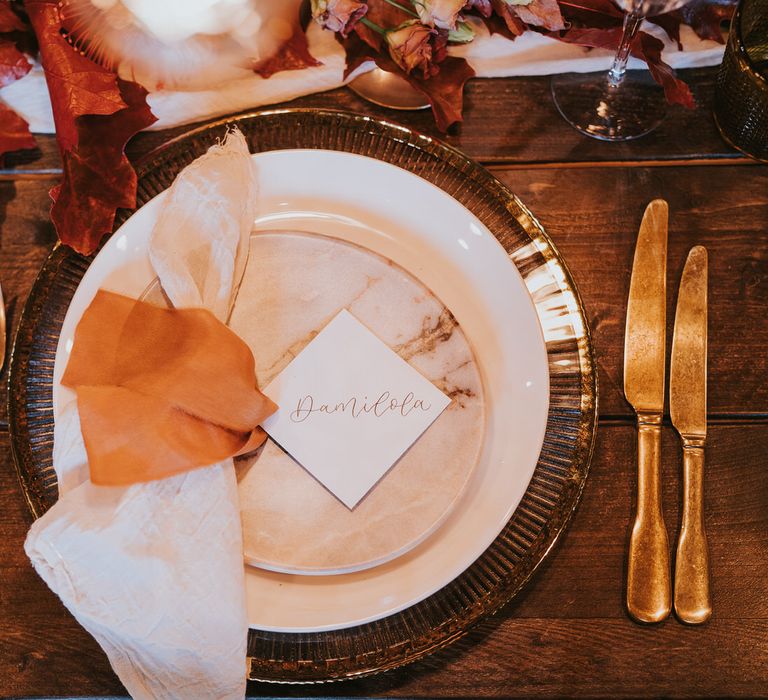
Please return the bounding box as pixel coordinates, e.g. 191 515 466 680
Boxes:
671 245 711 624
624 199 672 624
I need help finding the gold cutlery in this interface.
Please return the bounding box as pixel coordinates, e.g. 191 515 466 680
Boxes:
671 245 711 624
624 199 672 624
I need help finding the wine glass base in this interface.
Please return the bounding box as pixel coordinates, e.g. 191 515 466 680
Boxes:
551 70 668 142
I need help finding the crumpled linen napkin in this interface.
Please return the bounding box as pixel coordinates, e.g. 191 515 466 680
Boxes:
25 128 258 699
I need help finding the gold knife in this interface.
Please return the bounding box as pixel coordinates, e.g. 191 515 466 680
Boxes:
671 245 711 624
624 199 672 623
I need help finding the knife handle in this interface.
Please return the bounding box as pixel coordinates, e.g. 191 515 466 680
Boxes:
627 413 671 623
674 441 712 624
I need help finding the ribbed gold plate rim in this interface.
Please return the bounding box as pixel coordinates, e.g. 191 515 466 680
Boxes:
8 109 597 684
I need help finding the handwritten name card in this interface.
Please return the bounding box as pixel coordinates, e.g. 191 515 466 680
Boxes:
261 310 451 509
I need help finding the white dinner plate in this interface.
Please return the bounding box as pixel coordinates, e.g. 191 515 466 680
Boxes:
52 149 549 632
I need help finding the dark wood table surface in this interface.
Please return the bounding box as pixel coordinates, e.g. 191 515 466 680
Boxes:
1 67 767 698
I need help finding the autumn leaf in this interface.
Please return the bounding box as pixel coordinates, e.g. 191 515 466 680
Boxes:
677 0 735 44
557 0 623 25
647 12 683 50
343 29 473 132
26 0 156 255
637 29 696 108
253 2 321 78
0 1 25 33
512 0 566 31
0 38 30 87
0 101 35 164
489 0 527 36
253 22 322 77
0 3 36 163
555 26 695 108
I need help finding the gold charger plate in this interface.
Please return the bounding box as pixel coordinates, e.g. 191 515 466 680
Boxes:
8 109 597 683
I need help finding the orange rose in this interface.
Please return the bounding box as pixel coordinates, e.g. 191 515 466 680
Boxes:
311 0 368 37
385 19 441 78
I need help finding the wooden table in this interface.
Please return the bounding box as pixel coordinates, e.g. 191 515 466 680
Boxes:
1 67 767 698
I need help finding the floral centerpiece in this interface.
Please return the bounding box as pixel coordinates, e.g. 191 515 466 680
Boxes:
0 0 735 256
308 0 736 129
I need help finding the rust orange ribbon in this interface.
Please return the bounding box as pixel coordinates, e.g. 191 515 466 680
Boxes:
62 290 277 486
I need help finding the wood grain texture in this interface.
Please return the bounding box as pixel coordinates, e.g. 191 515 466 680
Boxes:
1 68 744 176
2 424 767 697
496 164 768 418
1 168 764 420
0 66 766 698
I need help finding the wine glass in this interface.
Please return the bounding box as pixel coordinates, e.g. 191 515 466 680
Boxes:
551 0 693 141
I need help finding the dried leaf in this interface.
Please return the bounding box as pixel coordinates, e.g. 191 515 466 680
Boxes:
647 12 682 50
465 0 493 18
557 0 623 26
482 12 522 40
0 1 25 33
26 0 156 255
0 4 36 162
0 101 35 163
253 2 322 78
343 30 473 132
637 29 695 108
253 22 322 77
489 0 527 36
555 26 695 108
0 37 30 87
512 0 565 31
676 0 735 44
377 51 475 131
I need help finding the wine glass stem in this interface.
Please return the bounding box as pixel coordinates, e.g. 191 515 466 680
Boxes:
608 11 644 87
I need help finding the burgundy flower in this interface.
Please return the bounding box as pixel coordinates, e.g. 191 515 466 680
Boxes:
311 0 368 38
464 0 493 16
413 0 467 30
385 19 443 79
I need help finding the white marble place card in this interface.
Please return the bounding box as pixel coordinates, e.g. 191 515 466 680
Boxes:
261 309 451 509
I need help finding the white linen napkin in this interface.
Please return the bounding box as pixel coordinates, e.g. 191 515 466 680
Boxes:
25 129 257 700
2 21 726 134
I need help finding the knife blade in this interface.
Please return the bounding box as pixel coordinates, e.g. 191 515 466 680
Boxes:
624 199 671 624
671 245 711 624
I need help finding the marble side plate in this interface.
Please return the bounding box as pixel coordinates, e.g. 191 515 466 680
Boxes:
50 148 549 632
231 231 485 574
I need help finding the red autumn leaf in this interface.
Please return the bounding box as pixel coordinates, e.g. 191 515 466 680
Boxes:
489 0 527 36
50 79 156 254
377 51 475 131
253 2 321 78
555 26 695 108
556 0 623 27
0 37 30 86
0 1 25 33
0 101 35 163
513 0 566 31
483 12 524 40
342 30 474 132
647 12 683 50
26 0 156 255
636 29 695 108
0 5 36 162
253 23 322 78
465 0 493 18
676 0 735 44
